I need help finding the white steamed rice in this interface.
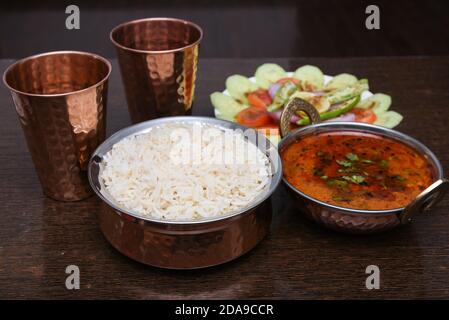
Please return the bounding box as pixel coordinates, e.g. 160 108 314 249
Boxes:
100 122 271 221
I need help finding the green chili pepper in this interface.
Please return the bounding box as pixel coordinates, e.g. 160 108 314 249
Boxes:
296 95 360 125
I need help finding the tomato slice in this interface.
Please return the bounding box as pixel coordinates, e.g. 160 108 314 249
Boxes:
247 89 272 108
235 107 272 128
276 77 301 86
353 108 377 124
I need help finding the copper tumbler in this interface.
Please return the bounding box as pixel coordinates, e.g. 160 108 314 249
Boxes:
110 17 203 123
3 51 111 201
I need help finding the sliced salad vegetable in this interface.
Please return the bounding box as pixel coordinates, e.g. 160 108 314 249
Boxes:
210 63 403 141
326 79 369 104
235 106 271 128
247 89 272 109
297 96 360 125
289 91 331 114
355 93 391 115
211 92 247 121
352 108 377 124
293 65 324 91
225 74 259 104
324 73 358 91
255 63 287 89
374 111 403 128
267 81 298 112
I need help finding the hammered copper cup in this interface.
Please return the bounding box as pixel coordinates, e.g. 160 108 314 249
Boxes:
110 17 202 123
3 51 111 201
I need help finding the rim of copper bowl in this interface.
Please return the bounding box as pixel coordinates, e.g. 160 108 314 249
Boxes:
278 121 445 216
110 17 203 55
88 116 282 226
2 50 112 98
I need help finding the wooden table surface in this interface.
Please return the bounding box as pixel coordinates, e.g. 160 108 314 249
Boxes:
1 56 449 299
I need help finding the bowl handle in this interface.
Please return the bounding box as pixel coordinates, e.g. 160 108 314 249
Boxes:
280 97 321 138
399 178 449 224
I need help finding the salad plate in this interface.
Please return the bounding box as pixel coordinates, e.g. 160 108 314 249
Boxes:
211 64 403 145
217 73 373 113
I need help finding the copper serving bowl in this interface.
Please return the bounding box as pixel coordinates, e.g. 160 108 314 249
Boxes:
278 98 448 234
88 116 282 269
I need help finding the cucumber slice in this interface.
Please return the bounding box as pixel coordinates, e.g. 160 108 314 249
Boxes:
374 111 403 128
293 65 324 91
255 63 287 89
225 74 258 104
326 79 369 104
289 91 331 113
297 96 360 125
325 73 358 91
356 93 392 116
210 92 247 121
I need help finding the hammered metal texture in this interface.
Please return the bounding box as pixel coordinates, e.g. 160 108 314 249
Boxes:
400 178 449 224
111 18 202 123
286 185 401 234
98 200 272 269
3 51 111 201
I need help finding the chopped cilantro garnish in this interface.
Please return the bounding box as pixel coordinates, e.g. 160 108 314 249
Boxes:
345 153 359 161
336 159 352 167
342 175 365 184
392 175 406 182
326 179 348 188
332 196 350 202
379 159 389 168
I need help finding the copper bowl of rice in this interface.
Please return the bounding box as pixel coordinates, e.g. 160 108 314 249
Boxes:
88 116 282 269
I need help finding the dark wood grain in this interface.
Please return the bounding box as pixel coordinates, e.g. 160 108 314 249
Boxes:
1 56 449 299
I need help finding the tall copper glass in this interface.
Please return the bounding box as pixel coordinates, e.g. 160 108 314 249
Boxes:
3 51 111 201
110 17 202 123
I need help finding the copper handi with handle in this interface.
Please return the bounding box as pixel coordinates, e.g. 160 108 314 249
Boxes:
3 51 111 201
278 97 448 233
400 178 449 224
110 17 202 123
279 97 321 137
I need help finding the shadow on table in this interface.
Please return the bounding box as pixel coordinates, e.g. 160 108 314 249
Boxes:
269 196 428 299
39 193 426 299
39 196 276 299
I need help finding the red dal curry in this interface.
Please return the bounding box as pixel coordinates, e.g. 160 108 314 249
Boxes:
281 131 433 210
